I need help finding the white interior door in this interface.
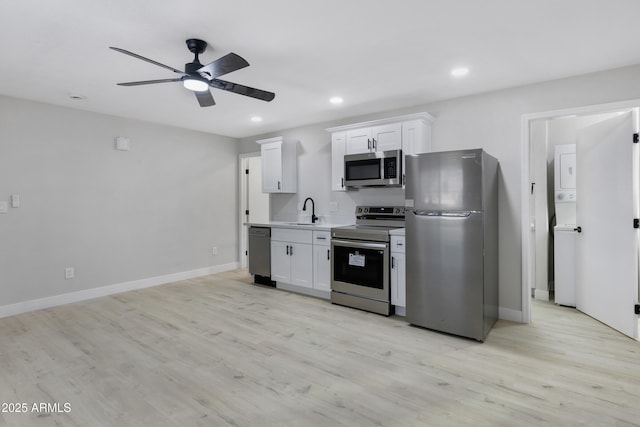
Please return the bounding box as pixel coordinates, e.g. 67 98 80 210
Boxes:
247 156 269 223
576 111 639 339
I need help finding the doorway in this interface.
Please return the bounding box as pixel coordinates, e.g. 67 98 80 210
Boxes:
239 152 270 268
521 100 640 340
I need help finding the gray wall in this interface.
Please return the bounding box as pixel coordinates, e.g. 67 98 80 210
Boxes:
238 64 640 317
0 96 238 306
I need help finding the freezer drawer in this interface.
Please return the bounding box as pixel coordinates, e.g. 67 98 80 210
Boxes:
406 211 485 340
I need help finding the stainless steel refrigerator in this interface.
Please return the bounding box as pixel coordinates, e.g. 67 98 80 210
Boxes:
405 149 498 341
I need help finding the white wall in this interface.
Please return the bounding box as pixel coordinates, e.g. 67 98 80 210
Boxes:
0 96 238 309
238 64 640 319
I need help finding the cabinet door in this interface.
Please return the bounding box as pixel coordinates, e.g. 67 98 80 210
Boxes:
391 252 406 307
290 243 313 288
402 120 430 156
313 245 332 292
270 240 291 283
371 123 401 152
261 142 283 193
345 127 373 155
331 132 346 191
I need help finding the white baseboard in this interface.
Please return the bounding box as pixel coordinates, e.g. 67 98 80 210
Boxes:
499 306 524 323
0 262 239 319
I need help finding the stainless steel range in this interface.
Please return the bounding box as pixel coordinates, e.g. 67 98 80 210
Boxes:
331 206 405 316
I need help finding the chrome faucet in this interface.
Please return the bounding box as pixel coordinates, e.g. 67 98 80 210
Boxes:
302 197 318 223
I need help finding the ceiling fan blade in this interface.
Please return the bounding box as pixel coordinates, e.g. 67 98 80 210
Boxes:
197 53 249 79
209 78 275 102
109 47 185 74
195 90 216 107
116 78 182 86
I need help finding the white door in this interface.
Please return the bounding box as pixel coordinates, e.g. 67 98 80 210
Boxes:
261 142 282 192
345 128 373 154
313 245 331 292
371 123 402 152
576 111 639 339
290 243 313 288
247 156 270 224
270 240 291 283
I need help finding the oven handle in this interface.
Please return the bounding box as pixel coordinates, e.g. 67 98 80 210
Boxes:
331 239 388 250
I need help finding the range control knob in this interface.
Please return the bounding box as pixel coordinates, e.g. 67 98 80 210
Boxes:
363 207 369 213
357 207 363 213
394 208 400 214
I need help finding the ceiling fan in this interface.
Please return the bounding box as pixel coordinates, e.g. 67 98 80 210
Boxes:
109 39 275 107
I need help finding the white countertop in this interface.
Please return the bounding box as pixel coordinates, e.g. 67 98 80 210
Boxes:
389 228 405 236
245 221 351 231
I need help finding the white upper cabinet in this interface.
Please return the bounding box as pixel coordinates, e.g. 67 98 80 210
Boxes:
344 123 402 155
327 113 434 191
402 119 431 156
371 123 402 152
257 136 297 193
331 131 347 191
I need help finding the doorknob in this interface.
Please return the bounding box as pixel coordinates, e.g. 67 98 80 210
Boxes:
574 226 582 233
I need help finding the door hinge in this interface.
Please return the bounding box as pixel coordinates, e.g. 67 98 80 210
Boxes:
635 304 640 315
245 168 249 174
634 133 639 143
634 218 639 229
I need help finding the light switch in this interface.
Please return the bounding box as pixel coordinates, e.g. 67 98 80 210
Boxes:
115 136 130 151
11 194 20 208
0 201 7 214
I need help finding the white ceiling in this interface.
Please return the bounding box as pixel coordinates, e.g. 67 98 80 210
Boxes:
1 0 639 138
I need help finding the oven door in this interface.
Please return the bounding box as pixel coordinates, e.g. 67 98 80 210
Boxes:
331 239 390 301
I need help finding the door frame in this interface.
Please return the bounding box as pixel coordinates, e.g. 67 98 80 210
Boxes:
520 98 640 324
239 152 268 269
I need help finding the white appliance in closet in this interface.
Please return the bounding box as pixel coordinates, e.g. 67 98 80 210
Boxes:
554 144 577 307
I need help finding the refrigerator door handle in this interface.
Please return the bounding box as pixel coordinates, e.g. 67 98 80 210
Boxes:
412 210 475 217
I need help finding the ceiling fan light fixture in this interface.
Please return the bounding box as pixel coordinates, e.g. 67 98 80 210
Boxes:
183 78 209 92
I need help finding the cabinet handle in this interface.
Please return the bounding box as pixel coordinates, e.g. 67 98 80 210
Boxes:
327 249 330 260
286 245 289 255
402 173 405 185
397 242 404 247
392 256 395 269
341 177 344 188
277 181 281 190
372 138 376 150
316 236 327 240
290 245 293 256
367 138 371 150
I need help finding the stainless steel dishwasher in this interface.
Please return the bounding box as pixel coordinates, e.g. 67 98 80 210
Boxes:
248 226 275 286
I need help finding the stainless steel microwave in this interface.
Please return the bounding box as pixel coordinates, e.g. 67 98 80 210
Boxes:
344 149 402 188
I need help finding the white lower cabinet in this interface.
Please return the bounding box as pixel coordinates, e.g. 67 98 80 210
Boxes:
312 231 331 292
271 229 313 288
390 235 406 310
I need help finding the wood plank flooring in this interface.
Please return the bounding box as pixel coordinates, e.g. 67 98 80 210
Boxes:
1 270 639 426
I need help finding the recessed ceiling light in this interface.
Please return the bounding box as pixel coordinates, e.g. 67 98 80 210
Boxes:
450 67 470 77
250 116 263 123
329 96 344 105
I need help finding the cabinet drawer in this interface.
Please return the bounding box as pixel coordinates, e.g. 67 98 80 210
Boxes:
391 235 405 253
272 228 313 244
313 230 331 246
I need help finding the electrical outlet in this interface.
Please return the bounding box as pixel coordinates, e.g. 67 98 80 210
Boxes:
212 247 218 256
64 267 74 279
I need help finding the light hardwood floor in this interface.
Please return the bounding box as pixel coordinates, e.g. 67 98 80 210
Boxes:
1 270 639 426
